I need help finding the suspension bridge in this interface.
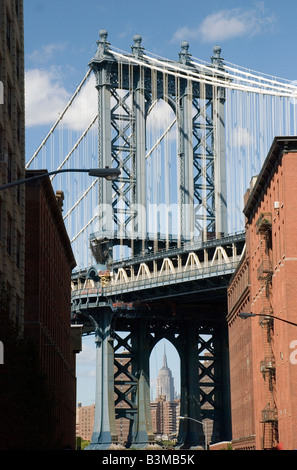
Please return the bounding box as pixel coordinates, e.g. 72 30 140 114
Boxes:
26 30 297 449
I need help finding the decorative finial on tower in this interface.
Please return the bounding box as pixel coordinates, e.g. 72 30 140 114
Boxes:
211 45 224 68
131 34 144 57
179 41 191 65
95 29 111 58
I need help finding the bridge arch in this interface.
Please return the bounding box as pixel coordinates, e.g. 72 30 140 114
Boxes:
150 338 180 402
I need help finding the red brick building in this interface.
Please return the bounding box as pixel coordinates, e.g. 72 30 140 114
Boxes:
228 136 297 450
25 171 78 449
76 403 95 442
150 395 180 438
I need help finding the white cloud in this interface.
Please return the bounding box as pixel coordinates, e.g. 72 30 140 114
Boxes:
25 67 71 127
76 340 96 367
28 43 68 65
229 126 254 149
62 73 98 131
200 11 248 42
172 4 275 44
147 99 176 132
171 26 198 43
25 67 97 130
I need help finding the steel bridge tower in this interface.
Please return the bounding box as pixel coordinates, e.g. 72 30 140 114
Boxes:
74 30 232 449
89 30 227 261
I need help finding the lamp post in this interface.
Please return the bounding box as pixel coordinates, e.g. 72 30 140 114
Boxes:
0 167 121 190
239 312 297 327
178 416 208 450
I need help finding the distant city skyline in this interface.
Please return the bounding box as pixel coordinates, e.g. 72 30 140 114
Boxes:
77 336 180 406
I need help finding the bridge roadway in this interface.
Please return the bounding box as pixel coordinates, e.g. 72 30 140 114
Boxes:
71 231 245 330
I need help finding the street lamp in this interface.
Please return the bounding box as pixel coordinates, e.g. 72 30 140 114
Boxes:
239 312 297 327
178 416 208 450
0 167 121 190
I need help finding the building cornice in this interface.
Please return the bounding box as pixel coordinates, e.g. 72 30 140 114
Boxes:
243 136 297 221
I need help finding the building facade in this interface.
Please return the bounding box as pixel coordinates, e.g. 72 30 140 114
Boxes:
0 0 25 330
25 172 78 449
76 403 96 442
228 136 297 450
151 395 180 438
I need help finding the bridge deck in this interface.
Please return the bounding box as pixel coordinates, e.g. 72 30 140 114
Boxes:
71 233 245 320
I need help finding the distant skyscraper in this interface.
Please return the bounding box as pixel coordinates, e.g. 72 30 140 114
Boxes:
156 347 175 401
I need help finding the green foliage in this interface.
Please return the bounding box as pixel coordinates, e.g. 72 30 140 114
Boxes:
161 439 175 448
78 438 91 450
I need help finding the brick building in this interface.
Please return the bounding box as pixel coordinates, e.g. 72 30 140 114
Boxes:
25 172 78 449
76 402 95 442
228 136 297 450
0 0 25 330
151 395 180 438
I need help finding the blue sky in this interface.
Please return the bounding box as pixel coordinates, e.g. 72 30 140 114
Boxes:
24 0 297 406
24 0 297 158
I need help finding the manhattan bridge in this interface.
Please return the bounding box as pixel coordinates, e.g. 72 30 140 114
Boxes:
26 30 297 449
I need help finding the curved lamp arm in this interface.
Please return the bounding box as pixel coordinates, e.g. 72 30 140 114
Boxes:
0 167 121 190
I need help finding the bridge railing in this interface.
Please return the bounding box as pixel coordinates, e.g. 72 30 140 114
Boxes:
104 231 246 268
71 256 242 301
105 259 240 295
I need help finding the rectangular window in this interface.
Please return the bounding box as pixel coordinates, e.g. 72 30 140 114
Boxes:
16 295 21 327
6 282 11 315
16 47 21 80
7 151 12 183
7 84 12 121
17 109 21 142
6 14 11 52
7 214 12 256
16 231 21 269
17 169 21 205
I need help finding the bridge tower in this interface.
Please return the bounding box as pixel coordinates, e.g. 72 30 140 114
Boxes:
89 30 227 261
76 30 231 449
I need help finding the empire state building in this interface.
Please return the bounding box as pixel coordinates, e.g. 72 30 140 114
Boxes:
156 349 175 401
